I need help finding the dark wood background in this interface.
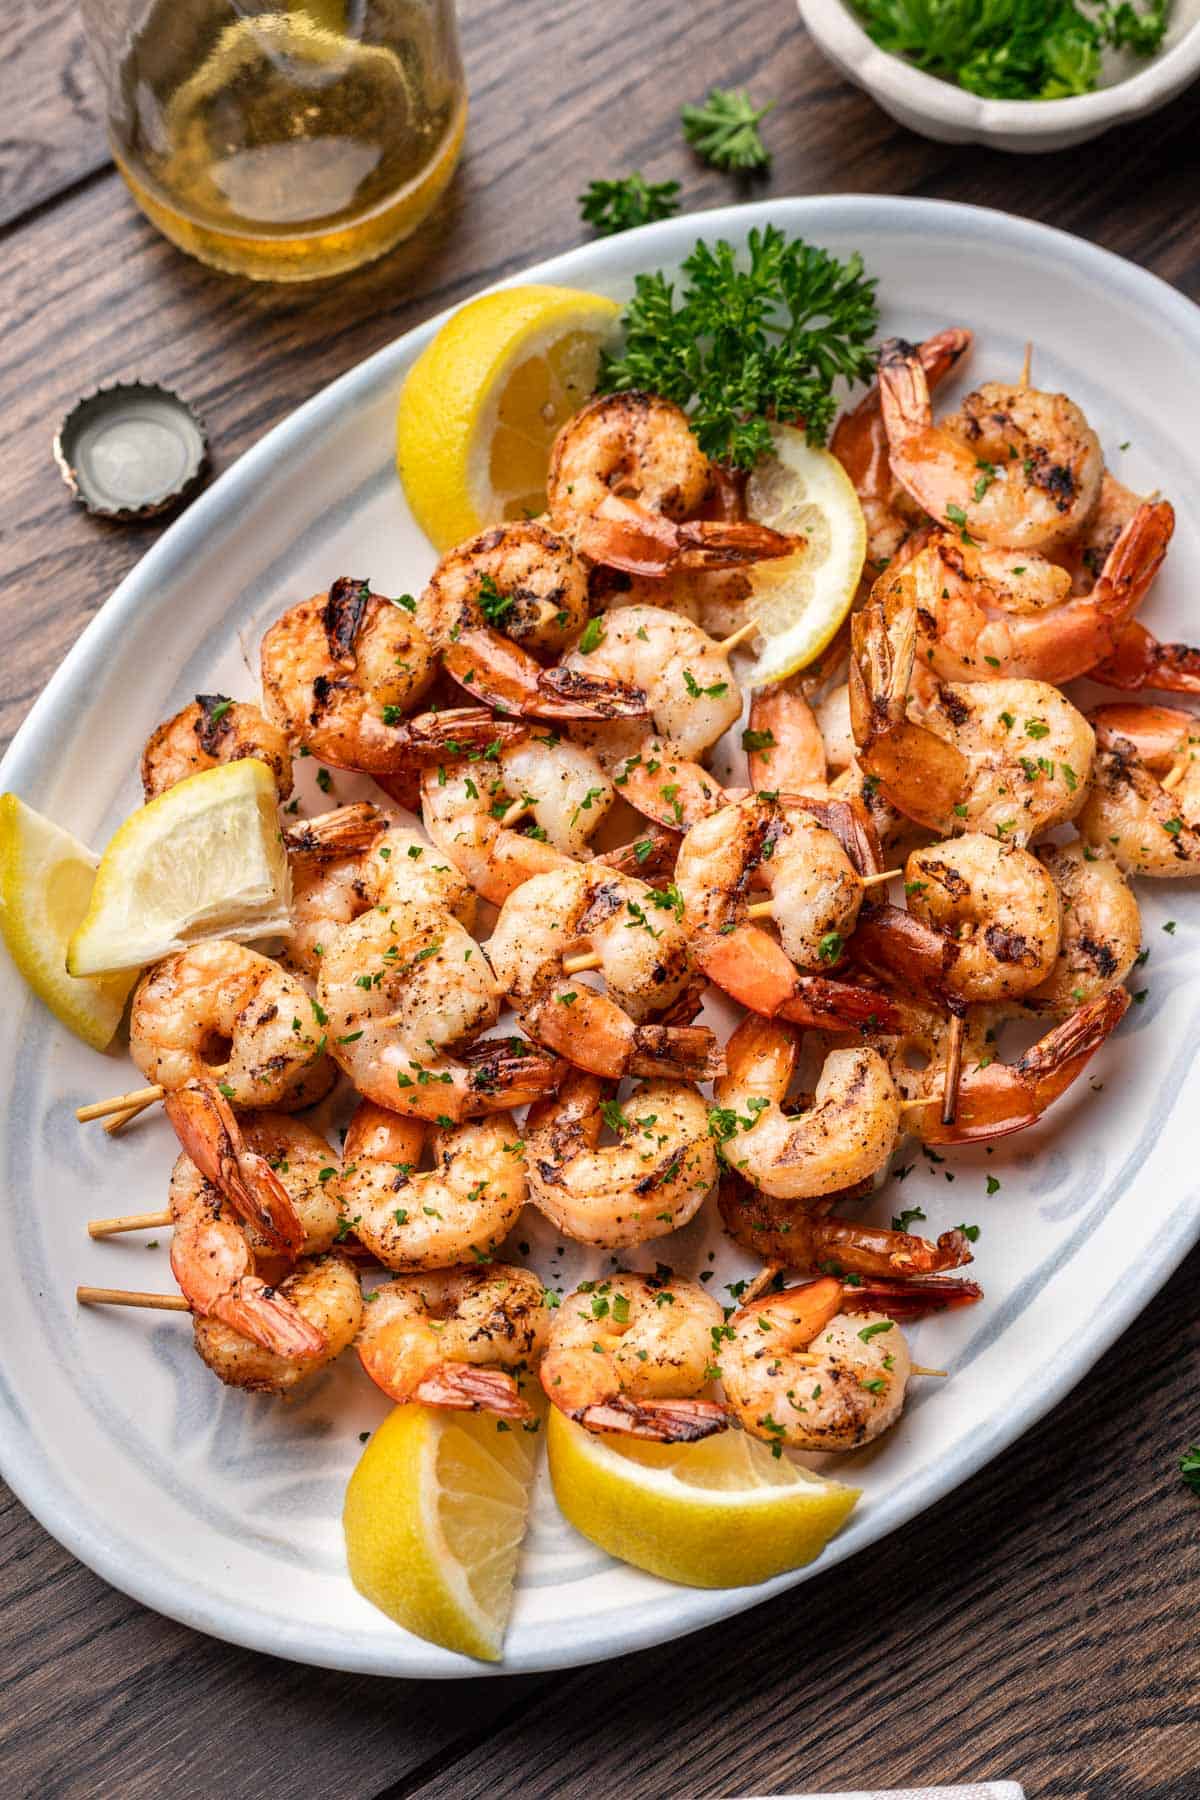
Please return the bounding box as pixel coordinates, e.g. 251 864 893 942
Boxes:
2 3 1198 1795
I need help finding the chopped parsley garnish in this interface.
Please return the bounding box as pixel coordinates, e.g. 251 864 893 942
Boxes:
850 0 1170 100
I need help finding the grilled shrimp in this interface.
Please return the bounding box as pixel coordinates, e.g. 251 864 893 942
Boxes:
164 1080 323 1356
876 833 1063 1005
718 1171 975 1280
193 1252 362 1395
831 325 973 583
1078 705 1200 876
722 1275 912 1452
418 522 648 720
420 740 612 906
357 1265 549 1418
850 585 1094 842
744 679 831 795
882 987 1130 1145
337 1102 527 1269
563 605 741 758
893 503 1173 686
878 341 1103 551
713 1014 900 1200
141 695 292 800
487 864 720 1082
524 1071 718 1247
283 804 476 976
675 792 899 1031
540 1270 728 1441
260 579 436 773
315 899 560 1122
547 391 795 577
1028 839 1141 1014
130 941 334 1110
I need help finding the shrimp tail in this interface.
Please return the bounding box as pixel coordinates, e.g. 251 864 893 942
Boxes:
850 591 972 828
165 1079 304 1255
628 1024 726 1082
414 1361 533 1420
912 987 1130 1145
1091 500 1174 638
216 1278 328 1357
836 1273 984 1317
850 900 963 1006
717 1171 973 1277
1092 621 1200 694
283 801 385 860
444 629 649 720
459 1036 565 1111
595 824 681 880
576 1395 729 1442
698 922 904 1031
673 517 799 570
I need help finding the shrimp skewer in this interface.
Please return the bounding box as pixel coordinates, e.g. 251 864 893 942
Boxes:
718 1170 975 1280
141 695 292 801
548 393 797 577
713 1015 901 1201
894 502 1174 687
316 899 562 1122
129 941 334 1112
338 1103 528 1270
831 325 973 586
722 1275 913 1452
878 342 1103 551
524 1071 718 1248
540 1271 728 1441
487 863 721 1082
357 1265 549 1418
849 583 1094 843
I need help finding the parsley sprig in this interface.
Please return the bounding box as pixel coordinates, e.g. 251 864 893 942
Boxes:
851 0 1170 101
579 173 682 237
1181 1444 1200 1494
598 225 879 468
681 87 774 171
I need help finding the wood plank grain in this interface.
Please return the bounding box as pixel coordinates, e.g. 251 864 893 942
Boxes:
2 3 1200 1796
0 1 107 227
390 1247 1200 1800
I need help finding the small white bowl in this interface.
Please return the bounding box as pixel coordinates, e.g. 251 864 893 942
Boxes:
798 0 1200 150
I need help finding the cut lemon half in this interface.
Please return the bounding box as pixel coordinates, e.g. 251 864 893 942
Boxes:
0 794 136 1050
343 1402 541 1663
67 759 291 977
396 284 621 551
547 1408 859 1589
742 424 867 687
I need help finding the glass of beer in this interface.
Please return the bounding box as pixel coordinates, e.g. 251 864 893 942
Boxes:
81 0 468 281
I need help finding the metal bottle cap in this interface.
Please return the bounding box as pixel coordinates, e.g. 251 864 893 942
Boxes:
54 381 209 522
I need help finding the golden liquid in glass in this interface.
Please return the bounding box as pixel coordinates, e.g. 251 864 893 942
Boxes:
108 1 466 280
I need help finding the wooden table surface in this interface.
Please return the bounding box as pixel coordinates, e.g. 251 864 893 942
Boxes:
3 4 1199 1796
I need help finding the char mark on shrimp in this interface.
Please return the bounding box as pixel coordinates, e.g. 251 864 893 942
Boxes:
323 577 372 662
195 694 235 754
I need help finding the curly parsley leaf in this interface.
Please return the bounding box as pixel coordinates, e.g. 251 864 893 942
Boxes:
681 87 774 172
598 225 879 468
579 173 682 237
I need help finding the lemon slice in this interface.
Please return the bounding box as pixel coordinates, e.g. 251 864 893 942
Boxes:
396 284 621 551
343 1402 541 1662
741 424 867 687
67 759 291 977
547 1408 858 1589
0 794 137 1050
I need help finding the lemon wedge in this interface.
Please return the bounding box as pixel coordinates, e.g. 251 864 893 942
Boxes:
547 1408 859 1588
343 1402 541 1662
67 759 291 977
0 794 136 1050
396 284 621 551
741 424 867 687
